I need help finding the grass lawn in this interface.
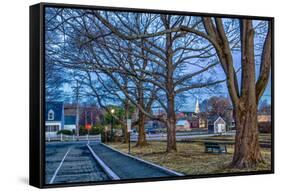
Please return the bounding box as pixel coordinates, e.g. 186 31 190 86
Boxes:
185 133 271 146
195 133 271 142
108 140 271 175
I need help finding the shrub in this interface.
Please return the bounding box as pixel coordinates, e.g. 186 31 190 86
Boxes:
57 129 73 135
79 124 105 135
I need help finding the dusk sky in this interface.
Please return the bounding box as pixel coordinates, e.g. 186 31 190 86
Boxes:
45 7 272 112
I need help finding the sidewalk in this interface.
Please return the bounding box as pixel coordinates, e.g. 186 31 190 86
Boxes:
89 143 177 179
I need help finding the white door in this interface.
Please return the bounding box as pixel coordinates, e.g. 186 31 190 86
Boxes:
217 124 225 133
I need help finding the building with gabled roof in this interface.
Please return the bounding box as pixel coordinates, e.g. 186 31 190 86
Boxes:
45 102 64 139
208 115 226 134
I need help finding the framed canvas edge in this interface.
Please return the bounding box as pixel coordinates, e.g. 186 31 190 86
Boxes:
29 2 275 189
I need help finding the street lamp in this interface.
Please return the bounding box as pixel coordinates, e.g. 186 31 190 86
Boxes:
110 109 115 141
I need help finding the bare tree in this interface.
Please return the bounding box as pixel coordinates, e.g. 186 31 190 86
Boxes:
207 96 232 117
45 8 271 166
198 19 271 168
46 9 225 152
92 12 272 166
92 12 224 152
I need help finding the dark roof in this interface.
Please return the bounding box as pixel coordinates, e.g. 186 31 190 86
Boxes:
64 115 76 125
183 111 195 115
208 115 225 124
45 102 63 121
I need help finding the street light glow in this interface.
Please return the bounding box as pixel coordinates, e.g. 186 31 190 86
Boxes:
111 109 115 114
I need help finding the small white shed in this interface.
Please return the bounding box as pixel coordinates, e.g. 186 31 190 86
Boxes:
208 115 226 134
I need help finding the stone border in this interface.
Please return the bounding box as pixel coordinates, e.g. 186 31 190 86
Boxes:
100 143 184 176
86 144 120 180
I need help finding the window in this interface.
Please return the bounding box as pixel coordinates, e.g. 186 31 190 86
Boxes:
48 109 54 120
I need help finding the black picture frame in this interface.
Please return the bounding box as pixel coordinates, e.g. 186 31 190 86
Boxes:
30 2 274 188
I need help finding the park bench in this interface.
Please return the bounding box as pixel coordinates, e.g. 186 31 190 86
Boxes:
204 142 227 154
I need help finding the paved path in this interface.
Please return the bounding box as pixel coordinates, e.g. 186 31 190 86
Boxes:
89 143 179 179
45 142 109 184
46 141 183 184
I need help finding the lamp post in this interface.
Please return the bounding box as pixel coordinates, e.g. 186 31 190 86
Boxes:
110 109 115 141
127 119 132 154
104 126 108 143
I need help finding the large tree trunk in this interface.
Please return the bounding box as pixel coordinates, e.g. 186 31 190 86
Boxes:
231 20 264 168
136 110 148 147
164 16 177 153
166 95 177 152
135 82 148 147
231 103 263 168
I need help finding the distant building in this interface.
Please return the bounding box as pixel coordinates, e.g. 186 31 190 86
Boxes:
64 115 76 131
176 98 202 129
258 113 271 133
208 115 226 134
198 114 207 128
45 102 64 138
176 119 191 131
185 112 200 128
64 103 104 127
258 114 271 123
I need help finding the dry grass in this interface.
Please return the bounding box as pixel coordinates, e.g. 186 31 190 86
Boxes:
189 133 271 143
108 140 271 175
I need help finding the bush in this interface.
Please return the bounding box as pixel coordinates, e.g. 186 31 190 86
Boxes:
57 129 73 135
79 124 105 135
90 124 104 135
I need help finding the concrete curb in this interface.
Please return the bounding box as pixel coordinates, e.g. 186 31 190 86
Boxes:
86 144 120 180
100 143 184 177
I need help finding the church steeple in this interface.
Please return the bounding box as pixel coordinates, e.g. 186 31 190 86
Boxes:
195 98 200 114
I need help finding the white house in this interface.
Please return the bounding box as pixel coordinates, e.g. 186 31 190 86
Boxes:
208 115 226 134
45 102 64 139
176 119 191 131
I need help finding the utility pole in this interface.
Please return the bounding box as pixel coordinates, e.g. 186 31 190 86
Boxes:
75 80 80 140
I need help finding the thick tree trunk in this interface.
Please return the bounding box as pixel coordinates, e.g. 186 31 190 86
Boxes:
135 83 148 147
231 104 263 168
123 124 129 143
230 20 264 168
166 96 177 152
164 19 177 153
135 110 148 147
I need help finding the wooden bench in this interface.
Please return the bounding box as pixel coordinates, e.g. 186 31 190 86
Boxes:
204 142 227 154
